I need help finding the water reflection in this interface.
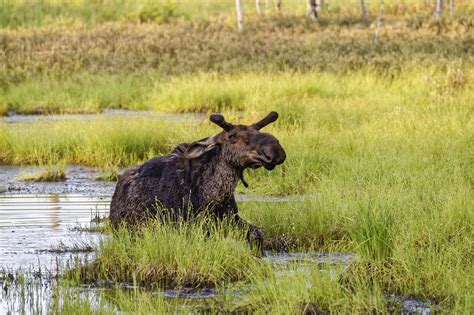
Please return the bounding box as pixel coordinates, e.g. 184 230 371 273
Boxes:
48 194 61 229
0 194 108 271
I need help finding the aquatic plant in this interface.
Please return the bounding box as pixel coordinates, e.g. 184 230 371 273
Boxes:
72 217 268 287
17 164 66 182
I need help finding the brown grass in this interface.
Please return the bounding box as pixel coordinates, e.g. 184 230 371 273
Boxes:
0 15 472 86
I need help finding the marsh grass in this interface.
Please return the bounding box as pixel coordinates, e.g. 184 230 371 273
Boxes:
0 2 472 311
1 11 472 113
95 164 120 182
17 164 66 182
72 216 267 288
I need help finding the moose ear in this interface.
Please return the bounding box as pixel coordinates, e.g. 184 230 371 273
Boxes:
184 136 218 159
252 111 279 130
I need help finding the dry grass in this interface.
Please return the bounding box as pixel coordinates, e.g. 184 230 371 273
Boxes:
0 15 471 87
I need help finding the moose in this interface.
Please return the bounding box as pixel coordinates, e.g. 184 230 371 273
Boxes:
109 112 286 247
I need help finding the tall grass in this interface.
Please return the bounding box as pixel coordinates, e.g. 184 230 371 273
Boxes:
73 217 266 287
1 12 471 96
1 70 472 196
3 73 154 114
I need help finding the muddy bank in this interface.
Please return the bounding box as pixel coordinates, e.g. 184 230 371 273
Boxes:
0 165 115 195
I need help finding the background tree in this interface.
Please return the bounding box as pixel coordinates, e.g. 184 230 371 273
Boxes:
361 0 369 18
236 0 244 31
256 0 263 16
274 0 281 13
325 0 331 12
374 0 384 44
433 0 444 18
308 0 317 21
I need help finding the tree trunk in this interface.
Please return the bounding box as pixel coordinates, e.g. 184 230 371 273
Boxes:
433 0 444 18
316 0 321 12
256 0 263 16
274 0 281 13
236 0 244 31
308 0 317 20
265 0 270 14
361 0 369 18
449 0 454 16
325 0 331 12
374 0 384 44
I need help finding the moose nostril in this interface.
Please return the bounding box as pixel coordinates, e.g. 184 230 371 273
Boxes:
260 148 273 162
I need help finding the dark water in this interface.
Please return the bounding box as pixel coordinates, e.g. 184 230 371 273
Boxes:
0 194 431 314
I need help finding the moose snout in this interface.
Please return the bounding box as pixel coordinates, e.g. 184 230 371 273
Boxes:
257 142 286 170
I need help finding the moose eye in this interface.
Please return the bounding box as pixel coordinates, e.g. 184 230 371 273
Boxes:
228 134 237 141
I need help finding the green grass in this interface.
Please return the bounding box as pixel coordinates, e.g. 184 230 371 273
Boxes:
1 68 470 312
17 164 66 182
1 12 471 109
3 73 154 114
73 217 266 287
1 69 472 195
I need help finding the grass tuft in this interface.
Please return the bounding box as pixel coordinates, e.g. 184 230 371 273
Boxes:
17 164 66 182
72 217 267 287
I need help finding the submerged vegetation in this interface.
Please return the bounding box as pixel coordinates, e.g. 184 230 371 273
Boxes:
1 0 473 313
17 164 66 182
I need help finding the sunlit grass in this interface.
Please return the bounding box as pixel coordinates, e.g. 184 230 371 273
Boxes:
17 164 66 182
72 217 266 287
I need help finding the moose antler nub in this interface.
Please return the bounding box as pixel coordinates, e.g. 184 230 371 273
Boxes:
252 111 279 130
210 114 233 131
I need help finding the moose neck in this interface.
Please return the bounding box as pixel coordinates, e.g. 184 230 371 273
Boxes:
193 149 240 208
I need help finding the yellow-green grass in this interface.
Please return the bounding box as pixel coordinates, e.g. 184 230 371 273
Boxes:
1 69 472 194
2 73 154 115
67 191 472 313
1 12 472 107
72 218 267 287
1 69 472 311
17 164 66 182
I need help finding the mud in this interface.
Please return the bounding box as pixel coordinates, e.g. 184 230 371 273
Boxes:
0 165 115 195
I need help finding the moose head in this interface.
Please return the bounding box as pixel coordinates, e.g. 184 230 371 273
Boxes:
185 112 286 174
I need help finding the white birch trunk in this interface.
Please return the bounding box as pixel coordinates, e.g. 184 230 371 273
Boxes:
256 0 263 16
308 0 317 20
325 0 331 12
449 0 454 16
236 0 244 31
265 0 270 14
274 0 281 13
374 0 384 44
433 0 444 18
316 0 321 12
361 0 369 18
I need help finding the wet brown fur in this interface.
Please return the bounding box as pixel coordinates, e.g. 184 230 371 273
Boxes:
109 112 286 245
